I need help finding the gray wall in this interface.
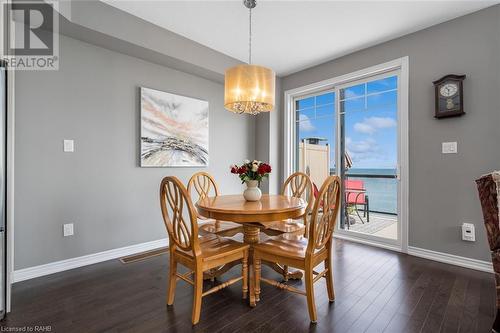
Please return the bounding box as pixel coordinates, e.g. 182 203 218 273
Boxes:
255 77 282 195
282 5 500 261
14 35 255 269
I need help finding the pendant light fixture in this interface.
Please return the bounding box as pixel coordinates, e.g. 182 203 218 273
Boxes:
224 0 276 115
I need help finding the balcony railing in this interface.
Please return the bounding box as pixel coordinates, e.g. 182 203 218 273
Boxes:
329 171 398 216
345 173 397 179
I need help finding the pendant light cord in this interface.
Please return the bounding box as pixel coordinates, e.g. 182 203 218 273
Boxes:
248 7 252 64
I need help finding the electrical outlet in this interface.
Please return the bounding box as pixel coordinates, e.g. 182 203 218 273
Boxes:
442 142 457 154
63 140 74 152
462 223 475 242
63 223 74 237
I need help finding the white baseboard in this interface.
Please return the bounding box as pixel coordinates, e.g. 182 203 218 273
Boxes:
13 238 168 283
13 237 493 284
334 233 402 253
334 234 493 274
408 246 493 273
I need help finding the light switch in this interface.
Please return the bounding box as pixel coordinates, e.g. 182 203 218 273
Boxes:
63 139 74 152
442 142 457 154
63 223 74 237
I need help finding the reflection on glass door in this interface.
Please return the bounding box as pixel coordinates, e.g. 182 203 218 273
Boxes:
295 91 336 187
339 75 399 241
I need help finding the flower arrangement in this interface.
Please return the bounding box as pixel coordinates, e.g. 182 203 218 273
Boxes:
230 160 272 185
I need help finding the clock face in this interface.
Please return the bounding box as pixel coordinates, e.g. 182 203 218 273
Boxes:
434 75 465 118
439 83 458 97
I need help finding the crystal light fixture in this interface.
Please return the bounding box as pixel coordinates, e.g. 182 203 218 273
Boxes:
224 0 276 115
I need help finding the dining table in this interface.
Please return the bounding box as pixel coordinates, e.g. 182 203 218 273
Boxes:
196 194 307 307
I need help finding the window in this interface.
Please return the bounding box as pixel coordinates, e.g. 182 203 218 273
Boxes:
295 92 336 186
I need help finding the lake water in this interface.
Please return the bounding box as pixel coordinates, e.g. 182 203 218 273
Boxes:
331 168 397 214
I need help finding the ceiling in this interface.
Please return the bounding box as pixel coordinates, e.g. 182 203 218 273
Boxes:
104 1 498 76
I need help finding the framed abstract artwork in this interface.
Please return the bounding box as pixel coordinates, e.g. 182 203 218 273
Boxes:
140 87 209 167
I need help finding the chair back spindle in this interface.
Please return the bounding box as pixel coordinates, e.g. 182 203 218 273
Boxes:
307 176 341 252
282 172 314 214
160 176 200 255
187 172 220 223
188 172 220 201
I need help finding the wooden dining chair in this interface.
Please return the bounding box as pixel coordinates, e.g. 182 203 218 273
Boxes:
187 172 242 237
263 172 314 237
253 175 341 323
160 176 249 325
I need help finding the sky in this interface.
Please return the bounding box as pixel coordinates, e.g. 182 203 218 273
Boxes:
296 75 398 170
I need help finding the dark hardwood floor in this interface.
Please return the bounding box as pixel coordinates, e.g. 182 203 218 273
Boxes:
1 239 496 332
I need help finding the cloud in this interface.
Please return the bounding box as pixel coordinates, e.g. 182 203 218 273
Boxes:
344 89 362 99
298 114 315 132
346 137 377 154
354 117 396 135
345 137 380 167
345 136 397 168
353 122 375 135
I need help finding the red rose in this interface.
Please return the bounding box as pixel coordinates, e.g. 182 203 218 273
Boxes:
258 163 272 175
238 166 247 174
230 165 238 174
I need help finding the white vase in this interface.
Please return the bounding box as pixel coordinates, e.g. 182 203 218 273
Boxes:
243 180 262 201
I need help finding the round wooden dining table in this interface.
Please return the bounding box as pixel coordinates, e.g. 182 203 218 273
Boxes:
196 194 306 307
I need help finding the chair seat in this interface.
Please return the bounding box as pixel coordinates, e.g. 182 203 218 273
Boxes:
176 234 249 261
198 220 241 235
253 234 310 260
266 219 305 234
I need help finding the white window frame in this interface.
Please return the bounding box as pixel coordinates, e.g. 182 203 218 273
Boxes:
283 57 409 253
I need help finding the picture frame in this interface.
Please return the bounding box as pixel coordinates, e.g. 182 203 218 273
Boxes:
140 87 209 167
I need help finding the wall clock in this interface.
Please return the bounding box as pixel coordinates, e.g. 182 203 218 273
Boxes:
433 74 466 118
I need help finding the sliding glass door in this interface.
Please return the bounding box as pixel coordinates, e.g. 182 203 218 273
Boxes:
293 68 404 248
337 73 399 244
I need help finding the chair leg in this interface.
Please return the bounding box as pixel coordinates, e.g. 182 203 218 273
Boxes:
305 268 317 323
167 254 177 305
254 256 261 302
324 258 335 302
210 268 215 283
283 265 289 282
366 196 370 222
242 251 248 299
191 268 203 325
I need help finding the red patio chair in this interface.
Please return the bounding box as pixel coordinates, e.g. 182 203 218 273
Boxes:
345 179 370 223
313 179 368 229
